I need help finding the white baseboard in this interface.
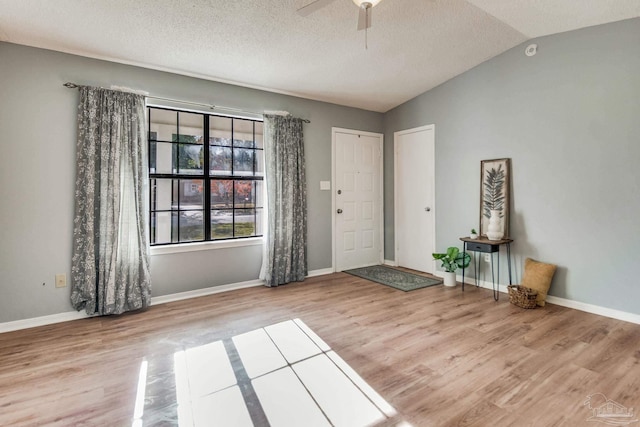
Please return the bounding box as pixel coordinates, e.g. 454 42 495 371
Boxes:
149 267 334 305
544 295 640 325
0 310 91 334
456 275 509 294
4 270 637 333
307 268 334 277
0 268 337 334
151 279 264 305
383 259 398 267
456 275 640 325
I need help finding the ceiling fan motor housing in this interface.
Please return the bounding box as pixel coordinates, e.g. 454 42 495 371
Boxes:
353 0 382 7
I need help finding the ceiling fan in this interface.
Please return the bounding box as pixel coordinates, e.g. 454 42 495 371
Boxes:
297 0 384 32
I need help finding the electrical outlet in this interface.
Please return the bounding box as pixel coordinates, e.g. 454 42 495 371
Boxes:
55 274 67 288
484 254 491 263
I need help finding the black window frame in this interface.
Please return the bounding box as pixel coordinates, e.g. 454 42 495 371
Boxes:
148 106 264 246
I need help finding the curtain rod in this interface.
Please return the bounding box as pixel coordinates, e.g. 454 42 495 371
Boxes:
63 82 310 123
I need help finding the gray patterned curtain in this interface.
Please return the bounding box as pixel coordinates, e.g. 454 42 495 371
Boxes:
70 87 151 315
262 115 308 287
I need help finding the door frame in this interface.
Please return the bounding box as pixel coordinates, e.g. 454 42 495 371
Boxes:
331 127 385 272
393 124 437 273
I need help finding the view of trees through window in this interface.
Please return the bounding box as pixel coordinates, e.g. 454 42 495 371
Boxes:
148 107 263 244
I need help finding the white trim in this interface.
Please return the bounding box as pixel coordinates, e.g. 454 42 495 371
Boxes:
457 275 509 294
456 275 640 325
6 270 636 333
146 102 263 121
393 124 436 273
150 279 264 305
383 259 398 267
307 268 334 277
331 127 384 273
545 295 640 325
0 280 266 334
0 268 335 334
151 237 263 256
0 311 90 334
332 129 336 272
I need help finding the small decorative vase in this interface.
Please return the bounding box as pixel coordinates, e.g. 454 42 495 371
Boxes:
486 209 504 241
470 233 478 239
443 271 457 287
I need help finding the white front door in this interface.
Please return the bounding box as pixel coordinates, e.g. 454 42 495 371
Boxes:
394 125 436 273
333 128 383 272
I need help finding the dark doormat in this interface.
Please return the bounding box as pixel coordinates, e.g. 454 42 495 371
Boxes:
343 265 442 292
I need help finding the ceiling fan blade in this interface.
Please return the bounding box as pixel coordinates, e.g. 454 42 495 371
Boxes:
297 0 337 17
357 5 372 31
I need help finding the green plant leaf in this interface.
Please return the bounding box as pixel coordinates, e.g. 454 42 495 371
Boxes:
447 247 459 259
455 252 471 269
433 247 466 272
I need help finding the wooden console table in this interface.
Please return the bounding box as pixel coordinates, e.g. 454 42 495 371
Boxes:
460 237 513 301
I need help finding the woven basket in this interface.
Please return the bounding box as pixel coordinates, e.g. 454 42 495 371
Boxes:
508 285 538 309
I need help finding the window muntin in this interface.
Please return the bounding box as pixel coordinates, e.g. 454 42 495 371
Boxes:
148 107 263 245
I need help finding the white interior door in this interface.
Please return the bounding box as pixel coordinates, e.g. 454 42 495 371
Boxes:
394 125 436 273
333 128 383 271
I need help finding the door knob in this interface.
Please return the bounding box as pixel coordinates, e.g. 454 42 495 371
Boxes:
425 207 431 212
337 209 343 214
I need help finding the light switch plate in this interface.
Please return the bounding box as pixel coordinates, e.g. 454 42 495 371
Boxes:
320 181 331 191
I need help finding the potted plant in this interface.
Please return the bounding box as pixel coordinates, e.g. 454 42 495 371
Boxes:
432 247 471 287
470 228 478 239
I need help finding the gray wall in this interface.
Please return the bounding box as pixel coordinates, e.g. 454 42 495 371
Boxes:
0 42 382 322
383 18 640 314
2 17 639 323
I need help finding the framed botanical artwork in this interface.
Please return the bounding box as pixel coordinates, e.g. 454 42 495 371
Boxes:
479 158 511 239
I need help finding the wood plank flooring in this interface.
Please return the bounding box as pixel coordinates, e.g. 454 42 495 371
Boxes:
1 272 639 426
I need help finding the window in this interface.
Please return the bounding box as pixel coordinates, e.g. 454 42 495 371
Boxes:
148 107 264 245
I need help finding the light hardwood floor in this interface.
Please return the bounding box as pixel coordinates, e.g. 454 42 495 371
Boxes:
1 272 639 426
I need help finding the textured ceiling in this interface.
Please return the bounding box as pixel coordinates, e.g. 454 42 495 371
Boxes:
0 0 638 112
